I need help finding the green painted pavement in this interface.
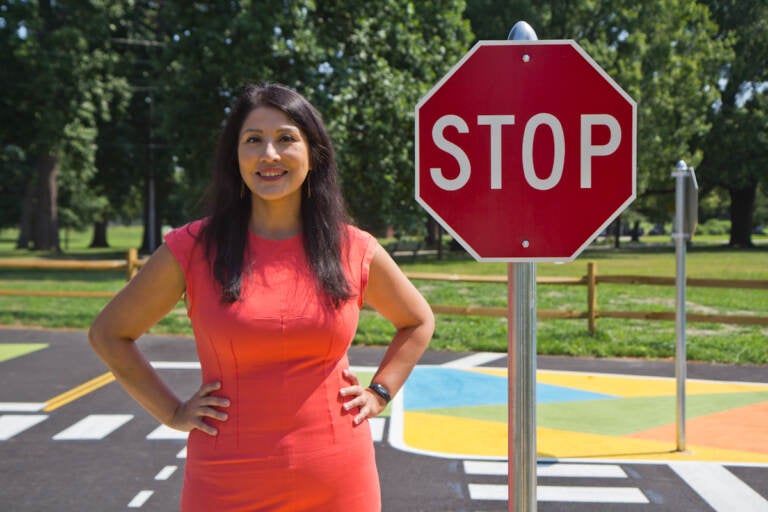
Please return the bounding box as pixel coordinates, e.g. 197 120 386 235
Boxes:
410 391 768 437
0 343 48 363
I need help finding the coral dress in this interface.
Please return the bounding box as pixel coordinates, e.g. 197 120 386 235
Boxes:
165 220 381 511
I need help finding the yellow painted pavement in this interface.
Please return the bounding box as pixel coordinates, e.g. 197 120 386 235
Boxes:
399 368 768 463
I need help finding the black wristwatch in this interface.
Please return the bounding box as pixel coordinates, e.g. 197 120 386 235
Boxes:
368 383 391 404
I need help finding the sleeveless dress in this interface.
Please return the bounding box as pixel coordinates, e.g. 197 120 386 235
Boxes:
164 220 381 511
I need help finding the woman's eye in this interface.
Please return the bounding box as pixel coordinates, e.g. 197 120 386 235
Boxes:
246 136 261 143
279 134 298 143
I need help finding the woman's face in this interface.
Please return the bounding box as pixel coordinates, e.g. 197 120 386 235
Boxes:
238 106 311 206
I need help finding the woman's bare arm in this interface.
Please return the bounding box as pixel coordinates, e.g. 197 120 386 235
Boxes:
340 245 434 423
89 244 227 434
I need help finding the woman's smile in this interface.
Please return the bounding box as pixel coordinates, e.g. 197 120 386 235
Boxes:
256 167 289 180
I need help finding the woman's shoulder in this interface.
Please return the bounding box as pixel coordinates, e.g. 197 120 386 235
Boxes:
164 218 209 255
344 224 377 248
342 224 380 271
166 218 207 239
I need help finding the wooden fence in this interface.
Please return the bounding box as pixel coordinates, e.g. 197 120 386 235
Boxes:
405 264 768 334
0 252 766 335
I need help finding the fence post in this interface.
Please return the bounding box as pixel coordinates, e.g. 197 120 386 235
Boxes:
587 261 597 335
126 249 139 281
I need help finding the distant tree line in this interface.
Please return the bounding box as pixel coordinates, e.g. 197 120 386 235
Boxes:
1 0 765 253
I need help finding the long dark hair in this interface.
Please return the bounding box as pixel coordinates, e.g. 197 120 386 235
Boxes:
199 83 352 307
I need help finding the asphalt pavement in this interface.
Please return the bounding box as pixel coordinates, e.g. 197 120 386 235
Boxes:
1 327 766 511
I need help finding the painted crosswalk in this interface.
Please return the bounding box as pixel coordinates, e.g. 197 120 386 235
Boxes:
465 460 650 504
0 414 48 440
669 462 768 512
463 459 768 511
52 414 134 440
0 412 388 443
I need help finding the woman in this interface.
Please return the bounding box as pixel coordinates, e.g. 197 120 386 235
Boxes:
89 83 434 511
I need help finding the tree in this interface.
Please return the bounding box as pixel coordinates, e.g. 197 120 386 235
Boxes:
465 0 731 243
0 0 130 252
698 0 768 247
90 3 170 251
148 0 473 236
308 1 474 234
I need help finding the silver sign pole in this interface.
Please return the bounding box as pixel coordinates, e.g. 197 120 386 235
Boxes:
507 20 538 512
672 159 697 452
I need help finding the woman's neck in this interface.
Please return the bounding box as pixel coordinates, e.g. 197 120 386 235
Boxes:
248 199 302 240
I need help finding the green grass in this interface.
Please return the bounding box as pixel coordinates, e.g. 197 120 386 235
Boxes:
1 225 766 364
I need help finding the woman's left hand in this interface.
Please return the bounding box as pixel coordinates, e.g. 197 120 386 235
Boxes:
339 368 388 425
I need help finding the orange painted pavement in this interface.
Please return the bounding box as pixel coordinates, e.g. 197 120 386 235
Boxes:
628 401 768 454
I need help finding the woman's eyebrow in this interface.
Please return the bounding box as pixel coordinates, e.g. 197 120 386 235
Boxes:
240 126 300 135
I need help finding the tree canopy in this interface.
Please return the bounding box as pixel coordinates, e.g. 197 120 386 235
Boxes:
1 0 765 250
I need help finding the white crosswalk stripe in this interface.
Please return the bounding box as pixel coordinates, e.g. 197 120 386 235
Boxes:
53 414 133 440
464 460 628 478
0 414 48 440
464 459 649 504
0 402 46 412
154 465 178 481
670 462 768 512
146 424 189 440
127 490 154 508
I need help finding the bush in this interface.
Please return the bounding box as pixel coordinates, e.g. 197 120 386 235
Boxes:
698 218 730 235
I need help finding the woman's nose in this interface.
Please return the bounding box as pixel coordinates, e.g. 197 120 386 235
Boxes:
260 141 279 161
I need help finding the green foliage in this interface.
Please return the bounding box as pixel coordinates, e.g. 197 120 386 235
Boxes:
0 0 133 247
698 0 768 246
3 1 765 247
697 218 730 235
464 1 733 226
145 1 473 234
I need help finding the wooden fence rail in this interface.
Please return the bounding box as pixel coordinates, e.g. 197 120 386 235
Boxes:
404 263 768 334
0 253 766 335
0 249 144 281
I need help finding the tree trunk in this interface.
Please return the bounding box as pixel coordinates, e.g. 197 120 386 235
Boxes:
89 215 109 248
32 154 60 252
613 215 622 249
16 178 36 249
630 220 642 242
728 185 755 248
424 216 441 247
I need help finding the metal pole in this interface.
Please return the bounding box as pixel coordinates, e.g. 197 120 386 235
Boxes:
147 90 157 253
672 160 688 451
507 20 538 512
508 262 537 511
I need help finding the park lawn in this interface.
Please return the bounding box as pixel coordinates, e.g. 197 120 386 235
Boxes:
0 226 766 364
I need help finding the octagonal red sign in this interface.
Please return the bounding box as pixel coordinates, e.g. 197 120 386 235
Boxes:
415 40 636 261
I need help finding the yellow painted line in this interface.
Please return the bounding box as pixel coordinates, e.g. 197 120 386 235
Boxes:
467 367 768 397
536 371 768 398
43 372 115 412
467 367 507 377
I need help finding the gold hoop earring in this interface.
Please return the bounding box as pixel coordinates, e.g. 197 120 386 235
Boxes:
306 172 312 198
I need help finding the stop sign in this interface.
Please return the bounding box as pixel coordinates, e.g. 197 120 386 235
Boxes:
415 41 636 261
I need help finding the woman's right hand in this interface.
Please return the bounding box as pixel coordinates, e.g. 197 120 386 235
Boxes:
168 381 230 436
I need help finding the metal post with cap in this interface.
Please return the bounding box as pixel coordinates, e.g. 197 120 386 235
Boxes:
672 159 698 452
507 20 539 512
